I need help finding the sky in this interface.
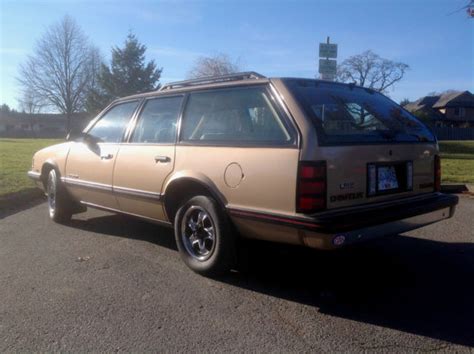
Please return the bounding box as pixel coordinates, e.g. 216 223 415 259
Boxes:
0 0 473 110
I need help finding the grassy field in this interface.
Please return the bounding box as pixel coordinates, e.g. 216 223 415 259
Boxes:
0 139 473 197
439 141 474 183
0 138 62 196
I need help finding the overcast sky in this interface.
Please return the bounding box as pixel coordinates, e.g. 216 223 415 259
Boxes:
0 0 472 110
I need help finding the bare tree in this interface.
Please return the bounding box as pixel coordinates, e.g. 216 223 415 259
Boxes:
187 53 241 79
336 50 409 94
399 98 411 107
18 15 100 132
18 88 46 114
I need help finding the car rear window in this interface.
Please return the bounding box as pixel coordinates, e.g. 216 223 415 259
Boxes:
286 79 435 145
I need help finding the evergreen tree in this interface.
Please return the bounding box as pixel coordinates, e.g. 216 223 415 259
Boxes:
87 33 162 113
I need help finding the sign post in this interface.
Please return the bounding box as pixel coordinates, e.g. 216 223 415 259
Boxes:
318 37 338 81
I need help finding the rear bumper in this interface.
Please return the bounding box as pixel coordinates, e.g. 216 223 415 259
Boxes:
229 193 458 249
303 204 454 249
307 192 458 233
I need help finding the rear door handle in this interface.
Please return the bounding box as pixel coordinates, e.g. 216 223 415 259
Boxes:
155 156 171 163
100 153 114 160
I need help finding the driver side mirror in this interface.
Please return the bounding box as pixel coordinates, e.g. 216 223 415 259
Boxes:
66 131 81 141
66 131 100 146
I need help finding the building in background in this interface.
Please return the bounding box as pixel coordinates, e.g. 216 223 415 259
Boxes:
404 91 474 128
0 112 92 138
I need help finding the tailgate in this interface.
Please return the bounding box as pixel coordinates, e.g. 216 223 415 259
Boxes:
319 144 437 209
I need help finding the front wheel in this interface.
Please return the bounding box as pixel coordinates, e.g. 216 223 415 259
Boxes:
46 169 72 223
174 195 236 277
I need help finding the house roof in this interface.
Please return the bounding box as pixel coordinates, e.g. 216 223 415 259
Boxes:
405 90 474 113
404 95 440 112
432 90 474 108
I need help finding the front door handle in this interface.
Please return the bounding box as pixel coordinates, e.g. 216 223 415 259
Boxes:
100 153 114 160
155 155 171 163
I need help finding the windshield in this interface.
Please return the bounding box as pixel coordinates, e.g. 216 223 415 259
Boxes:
286 79 435 145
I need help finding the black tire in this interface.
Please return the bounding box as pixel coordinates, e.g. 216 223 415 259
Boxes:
46 169 73 223
174 195 236 276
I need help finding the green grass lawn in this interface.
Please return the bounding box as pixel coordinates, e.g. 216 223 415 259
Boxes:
439 141 474 184
0 138 472 197
0 138 62 196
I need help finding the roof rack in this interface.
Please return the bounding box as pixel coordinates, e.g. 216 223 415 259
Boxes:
159 71 266 91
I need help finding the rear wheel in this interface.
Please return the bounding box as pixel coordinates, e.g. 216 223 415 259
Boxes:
174 195 236 276
46 169 73 223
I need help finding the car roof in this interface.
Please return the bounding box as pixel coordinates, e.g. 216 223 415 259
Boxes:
112 72 372 104
114 72 270 103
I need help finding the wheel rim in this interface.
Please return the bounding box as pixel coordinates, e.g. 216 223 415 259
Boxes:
47 171 56 217
181 206 216 261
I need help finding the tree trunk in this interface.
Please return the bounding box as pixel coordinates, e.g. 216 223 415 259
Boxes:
66 112 72 135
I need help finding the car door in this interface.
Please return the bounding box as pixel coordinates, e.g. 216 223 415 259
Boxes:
113 95 184 221
64 100 140 209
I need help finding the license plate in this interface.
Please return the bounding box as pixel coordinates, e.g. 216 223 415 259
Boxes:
378 166 399 191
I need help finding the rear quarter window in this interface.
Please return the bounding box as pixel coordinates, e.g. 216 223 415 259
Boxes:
180 86 295 145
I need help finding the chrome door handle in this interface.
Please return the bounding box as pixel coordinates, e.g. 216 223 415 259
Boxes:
155 156 171 163
100 153 114 160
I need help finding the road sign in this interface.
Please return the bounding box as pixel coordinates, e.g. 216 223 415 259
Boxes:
319 43 338 58
318 58 337 75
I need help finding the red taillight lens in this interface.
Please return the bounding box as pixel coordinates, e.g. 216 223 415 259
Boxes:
434 155 441 192
296 161 326 213
299 181 325 195
300 165 325 179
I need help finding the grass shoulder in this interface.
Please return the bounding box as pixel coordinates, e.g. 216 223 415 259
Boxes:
439 141 474 184
0 138 62 196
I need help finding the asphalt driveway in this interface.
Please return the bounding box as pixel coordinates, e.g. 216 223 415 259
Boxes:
1 196 473 351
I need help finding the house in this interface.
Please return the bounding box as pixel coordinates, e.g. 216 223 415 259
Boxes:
404 91 474 128
0 112 92 138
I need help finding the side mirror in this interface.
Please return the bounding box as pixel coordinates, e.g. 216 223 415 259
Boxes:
83 133 101 147
66 131 89 142
66 131 79 141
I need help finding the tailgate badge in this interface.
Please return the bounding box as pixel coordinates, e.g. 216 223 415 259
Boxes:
339 182 354 190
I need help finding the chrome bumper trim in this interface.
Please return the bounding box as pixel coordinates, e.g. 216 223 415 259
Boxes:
27 171 41 181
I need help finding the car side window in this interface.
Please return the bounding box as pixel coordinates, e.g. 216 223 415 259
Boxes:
180 86 293 144
88 101 139 143
130 96 183 144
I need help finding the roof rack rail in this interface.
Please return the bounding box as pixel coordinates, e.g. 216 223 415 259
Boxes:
159 71 266 91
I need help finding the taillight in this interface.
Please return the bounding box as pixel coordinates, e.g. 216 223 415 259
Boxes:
434 155 441 192
296 161 326 213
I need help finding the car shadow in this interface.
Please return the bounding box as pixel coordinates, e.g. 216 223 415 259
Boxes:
68 213 474 347
0 189 45 219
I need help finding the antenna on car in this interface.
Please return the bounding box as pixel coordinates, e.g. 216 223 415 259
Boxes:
159 72 266 91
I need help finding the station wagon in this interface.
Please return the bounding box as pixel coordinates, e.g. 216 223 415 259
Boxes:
28 72 459 276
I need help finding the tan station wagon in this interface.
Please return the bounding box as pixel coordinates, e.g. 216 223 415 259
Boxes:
28 72 458 276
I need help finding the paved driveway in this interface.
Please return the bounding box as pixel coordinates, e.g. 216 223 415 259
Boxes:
1 196 473 351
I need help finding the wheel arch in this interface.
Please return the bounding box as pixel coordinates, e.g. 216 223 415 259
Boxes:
163 172 228 223
40 159 60 189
